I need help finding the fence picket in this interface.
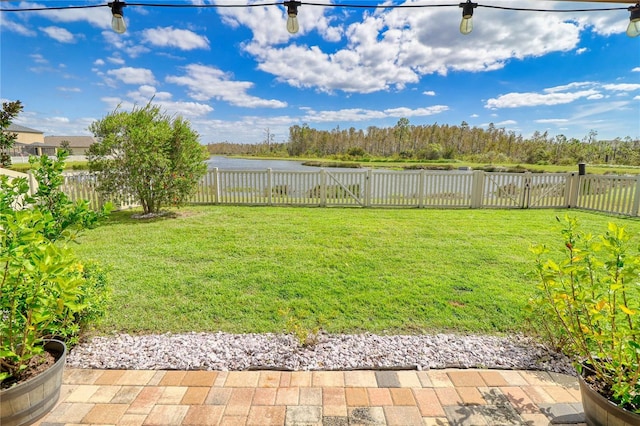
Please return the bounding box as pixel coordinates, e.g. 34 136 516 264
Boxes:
633 176 640 216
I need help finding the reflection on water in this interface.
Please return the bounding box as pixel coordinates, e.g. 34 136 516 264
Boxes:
206 156 367 171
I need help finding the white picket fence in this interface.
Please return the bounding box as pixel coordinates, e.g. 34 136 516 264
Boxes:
60 168 640 217
0 168 38 193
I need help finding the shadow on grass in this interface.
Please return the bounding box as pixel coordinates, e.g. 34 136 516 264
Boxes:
99 209 181 227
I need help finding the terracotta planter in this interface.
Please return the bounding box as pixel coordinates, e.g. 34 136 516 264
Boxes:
0 339 67 426
578 373 640 426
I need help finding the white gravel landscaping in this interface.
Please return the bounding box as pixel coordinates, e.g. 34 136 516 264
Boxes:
66 332 574 374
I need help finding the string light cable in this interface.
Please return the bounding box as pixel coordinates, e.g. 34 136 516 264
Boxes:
0 0 638 37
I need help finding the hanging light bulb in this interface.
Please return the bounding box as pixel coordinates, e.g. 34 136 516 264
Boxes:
459 1 477 35
627 3 640 37
108 0 126 34
284 1 301 34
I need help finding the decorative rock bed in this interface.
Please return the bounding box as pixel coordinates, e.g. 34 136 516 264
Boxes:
67 332 574 374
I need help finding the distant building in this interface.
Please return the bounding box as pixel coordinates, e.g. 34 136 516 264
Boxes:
3 124 96 157
9 123 44 144
5 123 56 156
44 136 95 155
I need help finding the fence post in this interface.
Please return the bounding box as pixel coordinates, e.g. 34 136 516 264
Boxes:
365 169 372 207
522 172 532 209
418 170 425 208
568 173 580 208
320 169 327 207
471 171 484 208
213 168 220 204
267 168 273 206
27 170 39 195
632 175 640 217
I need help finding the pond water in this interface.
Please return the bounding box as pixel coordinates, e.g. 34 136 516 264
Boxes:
206 156 368 171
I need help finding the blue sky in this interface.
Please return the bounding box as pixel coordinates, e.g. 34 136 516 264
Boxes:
1 0 639 144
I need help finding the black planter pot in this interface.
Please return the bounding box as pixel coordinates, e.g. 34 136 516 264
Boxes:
0 339 67 426
578 373 640 426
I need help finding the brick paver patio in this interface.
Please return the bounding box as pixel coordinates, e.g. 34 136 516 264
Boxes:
35 368 587 425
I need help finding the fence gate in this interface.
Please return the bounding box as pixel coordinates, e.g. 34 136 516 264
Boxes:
482 173 527 208
527 173 571 209
320 170 367 207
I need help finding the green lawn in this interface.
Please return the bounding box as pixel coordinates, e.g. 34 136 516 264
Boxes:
75 206 640 336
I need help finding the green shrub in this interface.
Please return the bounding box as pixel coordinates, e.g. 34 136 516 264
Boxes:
43 261 111 346
279 308 322 347
346 147 366 157
529 216 640 413
0 152 110 386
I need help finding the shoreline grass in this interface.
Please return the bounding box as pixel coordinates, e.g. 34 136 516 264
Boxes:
229 155 640 175
75 206 640 336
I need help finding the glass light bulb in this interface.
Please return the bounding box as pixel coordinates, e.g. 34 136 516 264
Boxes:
112 15 126 34
460 17 473 35
627 19 640 37
287 15 299 34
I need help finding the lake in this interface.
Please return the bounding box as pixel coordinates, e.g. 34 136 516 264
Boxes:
206 156 368 171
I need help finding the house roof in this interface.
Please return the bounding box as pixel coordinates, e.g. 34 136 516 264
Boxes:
44 136 96 148
7 123 43 134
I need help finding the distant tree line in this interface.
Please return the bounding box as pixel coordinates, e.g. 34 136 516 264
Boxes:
206 119 640 166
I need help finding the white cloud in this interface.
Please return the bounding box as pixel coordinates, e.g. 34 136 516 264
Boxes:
247 42 421 94
107 67 156 85
46 116 70 124
571 7 629 36
101 86 214 119
57 87 81 93
587 93 604 100
25 1 111 29
423 90 436 96
219 1 585 94
602 83 640 91
166 64 287 108
1 19 36 36
301 105 448 122
27 54 57 74
575 48 587 55
544 82 596 93
470 114 479 118
141 27 210 50
570 101 631 120
495 120 517 126
632 67 640 72
40 26 75 43
384 106 449 117
102 31 150 58
217 2 341 46
30 53 48 64
486 90 600 109
94 59 105 66
488 81 640 109
107 55 125 65
189 115 293 143
14 114 97 137
536 119 569 124
29 66 56 74
128 85 173 102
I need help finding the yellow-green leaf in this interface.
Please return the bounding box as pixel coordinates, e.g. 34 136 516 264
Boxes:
619 305 636 315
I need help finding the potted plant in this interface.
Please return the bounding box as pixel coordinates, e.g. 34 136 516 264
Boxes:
530 216 639 424
1 152 109 426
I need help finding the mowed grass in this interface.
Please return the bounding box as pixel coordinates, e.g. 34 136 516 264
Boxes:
74 206 640 335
